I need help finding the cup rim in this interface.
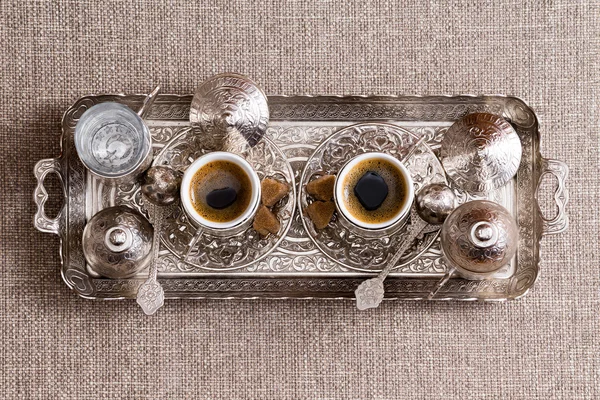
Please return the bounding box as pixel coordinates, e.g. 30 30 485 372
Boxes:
180 151 261 230
334 152 414 230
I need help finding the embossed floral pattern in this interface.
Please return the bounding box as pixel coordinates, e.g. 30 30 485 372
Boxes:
299 123 448 272
36 94 558 301
152 127 296 271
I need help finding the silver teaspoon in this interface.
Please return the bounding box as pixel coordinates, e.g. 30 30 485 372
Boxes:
355 182 457 310
136 201 174 315
355 209 429 310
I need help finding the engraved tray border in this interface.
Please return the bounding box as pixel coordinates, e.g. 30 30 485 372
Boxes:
33 94 569 301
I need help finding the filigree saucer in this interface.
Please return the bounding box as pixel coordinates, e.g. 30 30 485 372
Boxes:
299 123 447 272
152 128 296 271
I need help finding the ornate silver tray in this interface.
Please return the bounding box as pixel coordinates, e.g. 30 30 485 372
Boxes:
34 94 568 301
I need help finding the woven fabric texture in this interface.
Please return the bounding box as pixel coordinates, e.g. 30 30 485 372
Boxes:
1 1 599 399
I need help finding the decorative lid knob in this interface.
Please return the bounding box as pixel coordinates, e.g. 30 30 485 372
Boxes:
105 227 133 252
470 221 499 248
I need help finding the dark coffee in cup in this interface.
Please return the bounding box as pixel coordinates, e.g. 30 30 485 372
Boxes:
189 160 253 223
341 157 410 225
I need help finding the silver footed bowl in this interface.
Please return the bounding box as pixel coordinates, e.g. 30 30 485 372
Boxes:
190 73 269 147
151 127 296 272
441 200 518 275
440 112 522 194
299 123 448 272
82 206 154 279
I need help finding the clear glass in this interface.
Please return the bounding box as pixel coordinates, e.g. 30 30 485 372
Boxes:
74 102 151 179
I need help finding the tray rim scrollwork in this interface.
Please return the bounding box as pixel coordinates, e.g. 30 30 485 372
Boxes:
33 93 568 301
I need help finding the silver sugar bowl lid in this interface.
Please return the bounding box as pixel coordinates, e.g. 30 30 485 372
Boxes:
190 73 269 147
441 113 522 193
82 206 154 279
441 200 518 275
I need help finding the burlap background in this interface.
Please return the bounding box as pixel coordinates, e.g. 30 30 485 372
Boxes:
1 1 598 399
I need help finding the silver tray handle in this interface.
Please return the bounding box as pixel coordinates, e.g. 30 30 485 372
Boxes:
33 158 64 234
536 158 569 236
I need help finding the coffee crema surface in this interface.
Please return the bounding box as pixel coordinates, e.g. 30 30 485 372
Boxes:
189 160 252 223
341 157 409 224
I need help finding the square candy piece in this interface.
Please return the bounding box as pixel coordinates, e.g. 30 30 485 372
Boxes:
261 178 290 207
306 175 335 201
306 201 335 230
253 205 281 236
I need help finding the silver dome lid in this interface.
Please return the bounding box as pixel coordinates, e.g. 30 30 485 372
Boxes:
441 113 522 194
82 206 154 279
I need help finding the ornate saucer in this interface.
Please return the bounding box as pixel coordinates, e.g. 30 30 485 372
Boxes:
152 128 296 271
299 123 447 272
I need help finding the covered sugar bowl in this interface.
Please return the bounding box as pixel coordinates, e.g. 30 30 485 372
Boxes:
82 206 154 279
440 200 518 279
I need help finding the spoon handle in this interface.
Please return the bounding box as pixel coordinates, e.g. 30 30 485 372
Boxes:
379 213 429 281
355 211 433 310
427 266 456 300
378 135 430 279
402 136 426 163
136 202 169 315
148 204 166 257
138 86 161 119
182 228 204 263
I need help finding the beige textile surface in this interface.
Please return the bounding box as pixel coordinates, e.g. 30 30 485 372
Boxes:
1 0 599 399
